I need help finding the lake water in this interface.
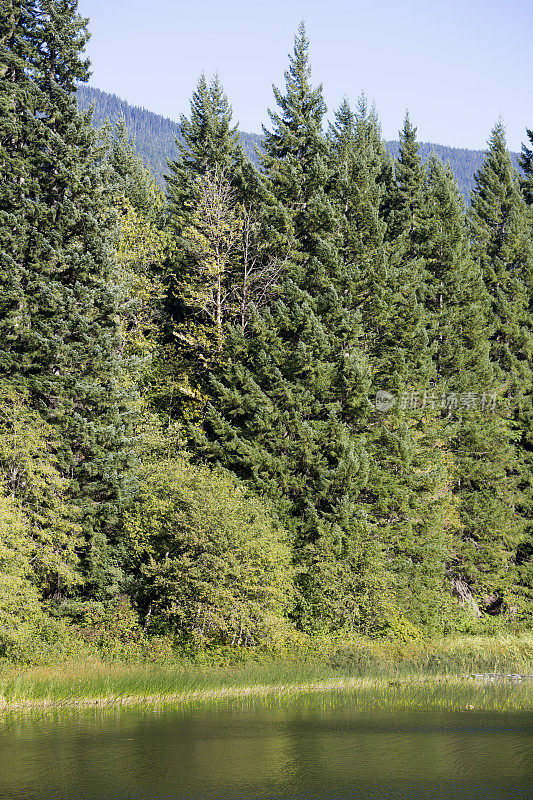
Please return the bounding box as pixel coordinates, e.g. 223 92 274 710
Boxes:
0 692 531 800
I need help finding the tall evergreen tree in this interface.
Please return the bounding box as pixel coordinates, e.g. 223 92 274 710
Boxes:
328 101 451 629
518 128 533 206
104 120 168 394
469 122 533 612
420 155 519 614
1 1 42 376
163 75 253 417
106 117 162 222
384 112 426 249
166 74 242 228
194 26 386 634
0 0 136 596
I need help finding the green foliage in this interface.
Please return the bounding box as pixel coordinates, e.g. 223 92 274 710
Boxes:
194 26 386 634
469 122 533 607
0 384 82 661
0 384 80 592
0 488 45 659
469 122 533 386
162 75 250 421
0 0 138 595
1 13 532 665
76 85 521 203
328 101 451 632
0 473 86 665
123 456 293 648
55 596 175 662
384 112 426 246
111 192 168 392
166 74 242 232
418 155 520 611
178 170 242 355
106 117 165 223
518 127 533 206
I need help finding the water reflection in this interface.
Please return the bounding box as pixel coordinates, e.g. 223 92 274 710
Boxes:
0 694 531 799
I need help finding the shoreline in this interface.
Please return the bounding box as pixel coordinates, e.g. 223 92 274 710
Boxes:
1 673 531 713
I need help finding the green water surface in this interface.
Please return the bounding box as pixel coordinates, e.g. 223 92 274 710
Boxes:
0 690 531 799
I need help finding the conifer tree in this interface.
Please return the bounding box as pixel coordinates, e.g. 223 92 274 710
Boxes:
469 122 533 610
421 157 491 384
166 74 241 222
420 156 519 613
376 112 433 391
163 75 249 417
194 26 386 634
384 113 426 249
517 127 533 596
518 128 533 206
105 124 167 385
1 0 41 374
107 117 162 222
328 101 451 628
0 0 136 596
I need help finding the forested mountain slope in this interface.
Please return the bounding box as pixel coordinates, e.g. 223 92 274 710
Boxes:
77 84 262 183
77 85 520 199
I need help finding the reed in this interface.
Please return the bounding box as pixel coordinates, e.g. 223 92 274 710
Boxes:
0 633 531 712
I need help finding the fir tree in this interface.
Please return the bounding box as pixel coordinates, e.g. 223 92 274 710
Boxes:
518 128 533 206
0 0 136 596
421 155 519 613
384 112 426 249
517 128 533 598
469 122 533 611
193 26 385 634
163 75 250 417
106 117 162 222
0 0 42 376
329 101 451 629
166 74 241 229
469 123 533 383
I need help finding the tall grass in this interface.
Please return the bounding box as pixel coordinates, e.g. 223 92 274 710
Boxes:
0 633 531 710
321 631 533 676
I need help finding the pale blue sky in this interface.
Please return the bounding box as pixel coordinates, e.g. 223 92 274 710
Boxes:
77 0 532 152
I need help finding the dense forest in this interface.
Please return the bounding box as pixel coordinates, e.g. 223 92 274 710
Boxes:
1 1 532 663
77 84 521 202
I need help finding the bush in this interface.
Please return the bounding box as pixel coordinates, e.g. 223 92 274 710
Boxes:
53 596 174 662
0 490 46 660
123 457 294 649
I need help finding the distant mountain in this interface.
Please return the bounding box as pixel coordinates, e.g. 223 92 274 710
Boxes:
384 140 519 201
77 85 520 201
77 85 262 186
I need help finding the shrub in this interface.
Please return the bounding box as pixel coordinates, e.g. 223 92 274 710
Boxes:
0 490 46 660
123 457 293 649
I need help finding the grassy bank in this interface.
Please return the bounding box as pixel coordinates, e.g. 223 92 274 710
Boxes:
1 674 532 714
0 633 531 711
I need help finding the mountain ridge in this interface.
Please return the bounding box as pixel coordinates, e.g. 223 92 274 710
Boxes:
77 84 520 200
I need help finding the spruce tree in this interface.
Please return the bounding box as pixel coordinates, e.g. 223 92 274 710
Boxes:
166 74 240 216
328 101 451 629
0 0 136 596
107 117 162 222
163 75 250 417
518 128 533 206
104 120 168 392
0 1 41 374
420 155 519 614
517 127 533 596
384 112 426 249
194 26 385 634
469 122 533 612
